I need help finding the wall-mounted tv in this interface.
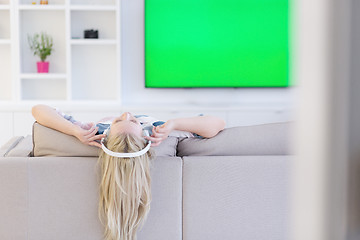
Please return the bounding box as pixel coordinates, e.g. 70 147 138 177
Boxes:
145 0 289 88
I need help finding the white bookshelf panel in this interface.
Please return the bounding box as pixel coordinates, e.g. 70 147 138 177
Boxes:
71 45 117 101
70 5 116 11
70 39 116 45
70 11 116 39
19 0 65 5
0 39 10 44
20 73 67 79
0 112 13 148
20 10 66 74
19 5 66 10
0 9 10 39
0 45 12 101
70 0 115 6
21 78 67 100
0 5 9 10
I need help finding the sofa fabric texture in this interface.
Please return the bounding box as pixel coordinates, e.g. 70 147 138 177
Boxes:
32 122 178 157
182 156 290 239
0 156 182 240
6 135 32 157
0 121 293 240
32 122 292 158
177 122 293 156
0 136 24 157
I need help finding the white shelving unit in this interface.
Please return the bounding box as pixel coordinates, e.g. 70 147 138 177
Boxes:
0 39 11 44
70 5 117 11
18 5 66 10
0 0 120 103
70 39 117 45
20 73 67 79
0 5 10 10
0 0 13 102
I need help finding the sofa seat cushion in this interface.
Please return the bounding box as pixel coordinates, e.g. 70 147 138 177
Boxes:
177 122 293 156
32 122 178 157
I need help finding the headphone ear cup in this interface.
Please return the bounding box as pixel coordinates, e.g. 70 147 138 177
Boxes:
143 130 151 144
103 126 110 136
143 130 150 137
142 126 153 136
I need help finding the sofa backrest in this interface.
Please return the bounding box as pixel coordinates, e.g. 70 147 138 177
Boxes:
177 122 293 156
1 122 293 158
31 122 178 157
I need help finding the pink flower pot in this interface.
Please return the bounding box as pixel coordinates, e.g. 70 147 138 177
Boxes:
37 61 49 73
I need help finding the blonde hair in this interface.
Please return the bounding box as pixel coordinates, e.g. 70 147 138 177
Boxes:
97 133 154 240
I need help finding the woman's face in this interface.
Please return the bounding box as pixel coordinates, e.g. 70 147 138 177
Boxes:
109 112 142 137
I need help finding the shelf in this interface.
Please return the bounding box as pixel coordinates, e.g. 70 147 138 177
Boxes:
70 5 116 11
20 73 67 79
19 5 65 10
21 77 67 100
0 39 11 44
0 5 10 10
71 11 116 40
1 1 120 104
70 39 116 45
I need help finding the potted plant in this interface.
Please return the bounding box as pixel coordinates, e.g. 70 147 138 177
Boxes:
28 32 53 73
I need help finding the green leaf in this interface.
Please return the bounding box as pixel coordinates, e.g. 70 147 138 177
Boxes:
27 32 53 61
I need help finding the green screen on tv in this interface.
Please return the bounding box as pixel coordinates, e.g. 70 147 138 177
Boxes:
145 0 289 88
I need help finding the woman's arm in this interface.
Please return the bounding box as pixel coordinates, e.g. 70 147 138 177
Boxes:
145 115 226 146
169 116 225 138
31 104 105 148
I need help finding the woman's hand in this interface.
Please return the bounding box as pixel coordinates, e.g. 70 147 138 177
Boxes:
145 120 176 147
73 123 106 148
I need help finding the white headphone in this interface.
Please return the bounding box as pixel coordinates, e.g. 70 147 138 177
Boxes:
100 129 152 158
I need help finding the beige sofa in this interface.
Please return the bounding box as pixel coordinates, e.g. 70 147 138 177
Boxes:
0 122 292 240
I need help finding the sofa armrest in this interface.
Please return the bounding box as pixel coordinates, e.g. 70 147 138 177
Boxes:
6 135 33 157
0 136 24 157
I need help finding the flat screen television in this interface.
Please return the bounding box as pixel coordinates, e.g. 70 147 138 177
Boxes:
145 0 289 88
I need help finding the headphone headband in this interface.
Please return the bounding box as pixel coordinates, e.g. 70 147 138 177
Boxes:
101 130 152 158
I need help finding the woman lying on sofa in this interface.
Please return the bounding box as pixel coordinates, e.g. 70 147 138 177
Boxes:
31 104 225 240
